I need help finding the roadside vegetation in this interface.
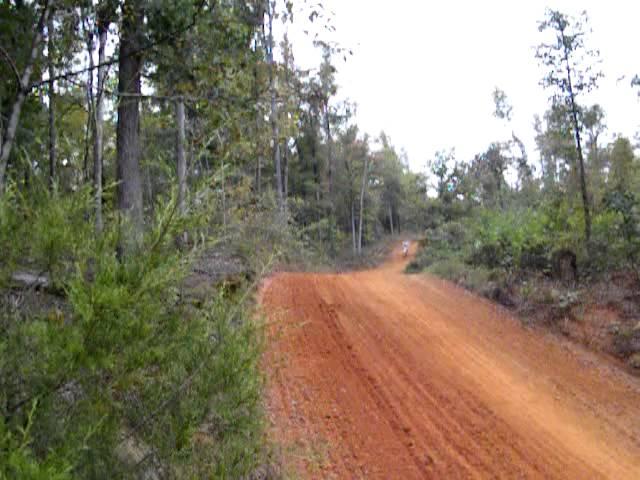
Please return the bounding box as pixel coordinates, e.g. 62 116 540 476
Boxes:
407 10 640 372
0 1 425 477
3 1 640 476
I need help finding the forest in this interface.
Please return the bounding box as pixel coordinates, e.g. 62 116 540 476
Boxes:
1 1 640 478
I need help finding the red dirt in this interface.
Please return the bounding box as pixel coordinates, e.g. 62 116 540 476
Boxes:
260 244 640 479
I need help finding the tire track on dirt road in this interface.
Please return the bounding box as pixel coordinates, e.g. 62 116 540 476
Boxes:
261 244 640 478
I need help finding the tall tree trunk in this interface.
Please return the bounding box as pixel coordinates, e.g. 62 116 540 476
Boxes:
351 200 357 255
325 105 334 196
82 14 94 184
116 0 144 253
388 203 394 235
175 97 188 246
0 1 52 195
255 121 262 195
266 2 284 214
358 156 369 254
93 13 108 233
312 139 322 242
562 34 592 243
253 39 263 196
282 139 288 200
175 98 186 215
221 153 226 231
47 13 56 189
324 105 336 253
311 137 320 204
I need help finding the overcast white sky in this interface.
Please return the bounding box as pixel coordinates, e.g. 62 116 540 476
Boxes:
286 0 640 173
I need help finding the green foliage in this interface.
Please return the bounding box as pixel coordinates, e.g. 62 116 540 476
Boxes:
0 186 20 284
469 208 549 271
427 258 468 283
0 189 267 478
0 401 72 480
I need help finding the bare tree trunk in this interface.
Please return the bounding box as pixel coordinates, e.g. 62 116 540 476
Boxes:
283 139 289 200
357 156 369 254
388 203 394 236
255 118 262 195
253 39 262 196
561 35 592 243
175 98 187 215
116 0 144 253
266 2 284 214
324 106 336 253
312 139 320 204
0 1 52 195
93 13 108 233
175 97 188 246
47 13 56 189
351 200 357 255
221 154 226 231
82 14 94 184
325 105 334 197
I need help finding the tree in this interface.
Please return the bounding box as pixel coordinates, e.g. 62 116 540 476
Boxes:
492 87 513 122
116 0 145 252
377 133 404 235
536 8 603 244
358 143 370 254
609 136 635 191
337 125 366 253
264 0 285 214
583 104 607 206
0 0 53 195
492 88 529 192
47 9 56 189
93 2 116 233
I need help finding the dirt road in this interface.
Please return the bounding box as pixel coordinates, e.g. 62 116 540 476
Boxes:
260 244 640 478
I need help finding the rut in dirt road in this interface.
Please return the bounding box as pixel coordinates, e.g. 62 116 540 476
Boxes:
261 244 640 479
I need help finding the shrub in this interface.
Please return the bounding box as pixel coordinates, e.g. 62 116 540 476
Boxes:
464 266 492 292
0 188 268 478
427 258 467 283
469 208 550 272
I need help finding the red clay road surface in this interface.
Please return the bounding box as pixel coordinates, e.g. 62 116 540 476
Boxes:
260 244 640 479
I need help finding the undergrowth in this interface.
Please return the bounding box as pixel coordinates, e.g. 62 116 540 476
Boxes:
0 184 272 479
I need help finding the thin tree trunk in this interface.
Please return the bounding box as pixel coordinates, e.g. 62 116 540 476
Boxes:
562 33 592 243
266 2 284 214
82 15 94 184
358 156 369 254
312 137 320 204
283 139 289 200
253 39 262 196
175 98 186 215
324 106 336 253
325 105 334 197
0 1 52 195
351 200 357 255
221 154 226 231
93 14 108 233
116 0 144 253
47 13 56 189
255 119 262 195
388 203 394 236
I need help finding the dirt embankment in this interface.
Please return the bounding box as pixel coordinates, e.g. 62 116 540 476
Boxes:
261 244 640 479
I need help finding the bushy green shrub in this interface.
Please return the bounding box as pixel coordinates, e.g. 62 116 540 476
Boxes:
427 258 467 282
469 208 550 271
0 188 268 478
405 221 468 273
464 266 493 292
